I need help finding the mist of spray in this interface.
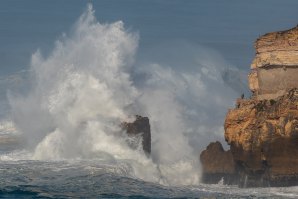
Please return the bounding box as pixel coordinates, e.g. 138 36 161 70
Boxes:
7 4 241 185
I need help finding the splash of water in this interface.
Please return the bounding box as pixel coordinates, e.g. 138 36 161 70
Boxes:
5 4 240 185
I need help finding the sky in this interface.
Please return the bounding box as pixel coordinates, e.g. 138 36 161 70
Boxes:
0 0 297 160
0 0 297 120
0 0 297 76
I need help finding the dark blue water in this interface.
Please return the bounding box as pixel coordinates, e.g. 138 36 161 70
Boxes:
0 161 209 198
1 160 298 199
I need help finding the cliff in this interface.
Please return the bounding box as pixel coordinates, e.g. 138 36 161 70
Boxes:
225 89 298 187
249 25 298 100
201 25 298 187
200 141 237 184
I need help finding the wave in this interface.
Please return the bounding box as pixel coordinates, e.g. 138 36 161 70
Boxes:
3 4 242 186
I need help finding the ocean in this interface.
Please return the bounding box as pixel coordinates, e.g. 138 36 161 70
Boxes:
1 1 298 198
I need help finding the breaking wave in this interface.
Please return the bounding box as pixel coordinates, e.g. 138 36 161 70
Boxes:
3 4 241 186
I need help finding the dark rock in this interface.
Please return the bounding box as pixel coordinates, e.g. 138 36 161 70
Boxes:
121 115 151 155
200 141 237 185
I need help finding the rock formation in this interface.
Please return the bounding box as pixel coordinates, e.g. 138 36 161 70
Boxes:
121 115 151 155
225 89 298 187
200 141 237 184
248 25 298 100
201 25 298 187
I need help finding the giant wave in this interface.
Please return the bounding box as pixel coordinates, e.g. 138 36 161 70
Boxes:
1 4 241 186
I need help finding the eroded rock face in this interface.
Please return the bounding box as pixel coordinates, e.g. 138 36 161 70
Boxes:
201 89 298 187
122 115 151 155
200 25 298 187
200 141 237 184
248 25 298 100
225 89 298 187
251 26 298 69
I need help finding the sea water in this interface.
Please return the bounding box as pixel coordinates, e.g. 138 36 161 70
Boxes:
1 1 298 198
1 158 298 198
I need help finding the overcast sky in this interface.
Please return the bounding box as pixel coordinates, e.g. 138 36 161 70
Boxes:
0 0 297 76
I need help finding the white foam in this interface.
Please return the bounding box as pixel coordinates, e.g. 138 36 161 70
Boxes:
6 4 239 186
0 120 18 135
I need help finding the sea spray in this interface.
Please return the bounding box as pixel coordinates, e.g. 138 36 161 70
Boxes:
10 4 138 152
5 4 240 185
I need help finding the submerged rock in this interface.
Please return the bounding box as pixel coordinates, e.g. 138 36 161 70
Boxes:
201 25 298 187
121 115 151 155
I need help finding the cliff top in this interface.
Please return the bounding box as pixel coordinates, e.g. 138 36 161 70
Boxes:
255 25 298 53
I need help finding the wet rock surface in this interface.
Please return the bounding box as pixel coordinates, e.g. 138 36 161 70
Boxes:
122 115 151 155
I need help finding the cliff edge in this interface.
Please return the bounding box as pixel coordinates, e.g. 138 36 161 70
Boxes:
201 25 298 187
249 25 298 100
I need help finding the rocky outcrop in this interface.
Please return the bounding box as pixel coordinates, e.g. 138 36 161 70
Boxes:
122 115 151 155
251 26 298 69
200 141 237 184
201 25 298 187
248 25 298 100
225 89 298 187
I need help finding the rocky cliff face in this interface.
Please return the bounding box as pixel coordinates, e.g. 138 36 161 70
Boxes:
201 25 298 187
226 89 298 187
249 25 298 100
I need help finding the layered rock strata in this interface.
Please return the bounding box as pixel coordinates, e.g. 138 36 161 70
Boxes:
248 25 298 100
201 25 298 187
122 115 151 155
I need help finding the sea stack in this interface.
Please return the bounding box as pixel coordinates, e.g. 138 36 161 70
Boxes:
201 25 298 187
122 115 151 155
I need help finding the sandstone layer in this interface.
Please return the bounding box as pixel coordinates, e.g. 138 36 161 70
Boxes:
248 25 298 100
226 89 298 187
201 25 298 187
